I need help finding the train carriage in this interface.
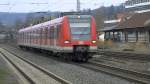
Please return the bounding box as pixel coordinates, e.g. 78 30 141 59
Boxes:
18 15 97 62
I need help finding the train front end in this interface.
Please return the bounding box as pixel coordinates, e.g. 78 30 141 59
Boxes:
63 15 97 62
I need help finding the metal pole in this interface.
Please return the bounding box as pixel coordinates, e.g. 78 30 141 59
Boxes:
77 0 80 12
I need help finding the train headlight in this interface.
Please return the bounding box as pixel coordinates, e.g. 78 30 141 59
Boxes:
92 40 96 44
77 16 81 18
64 40 70 44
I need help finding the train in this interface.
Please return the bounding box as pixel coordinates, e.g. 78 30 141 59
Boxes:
17 15 97 62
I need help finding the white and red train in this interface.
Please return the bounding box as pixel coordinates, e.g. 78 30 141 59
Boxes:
17 15 97 62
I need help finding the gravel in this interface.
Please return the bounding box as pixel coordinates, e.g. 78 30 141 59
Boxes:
93 55 150 73
0 44 140 84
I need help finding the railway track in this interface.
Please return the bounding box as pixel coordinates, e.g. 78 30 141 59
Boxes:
79 60 150 84
100 51 150 61
0 48 72 84
1 45 149 84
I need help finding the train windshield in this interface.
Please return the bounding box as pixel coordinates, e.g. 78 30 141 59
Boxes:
68 15 91 40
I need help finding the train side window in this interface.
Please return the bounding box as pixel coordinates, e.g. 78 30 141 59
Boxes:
35 29 38 39
54 25 57 39
22 32 24 41
39 29 41 39
49 26 54 39
33 31 35 39
30 31 32 40
42 28 45 39
48 25 60 39
48 27 51 39
27 31 28 40
23 32 25 42
31 31 33 39
45 27 48 39
25 32 26 43
32 31 34 39
56 25 61 39
41 29 43 39
26 32 28 40
43 27 47 39
40 29 42 39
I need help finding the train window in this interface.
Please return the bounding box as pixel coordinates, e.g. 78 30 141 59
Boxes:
49 26 54 39
48 25 60 39
26 32 28 43
42 28 45 39
29 31 31 40
38 29 41 39
31 31 34 39
54 25 58 39
26 32 28 40
70 23 90 40
35 30 38 39
23 32 25 42
56 25 61 38
70 23 90 34
45 27 48 39
34 31 36 39
68 16 91 40
32 31 34 39
48 28 50 39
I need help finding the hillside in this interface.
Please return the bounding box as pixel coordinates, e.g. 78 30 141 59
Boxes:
0 12 27 26
0 12 56 26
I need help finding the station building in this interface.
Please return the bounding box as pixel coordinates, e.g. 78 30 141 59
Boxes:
103 11 150 44
102 0 150 46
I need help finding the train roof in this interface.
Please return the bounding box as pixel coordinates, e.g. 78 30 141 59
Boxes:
18 15 92 33
19 17 64 32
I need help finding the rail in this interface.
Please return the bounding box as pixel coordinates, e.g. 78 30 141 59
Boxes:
0 48 72 84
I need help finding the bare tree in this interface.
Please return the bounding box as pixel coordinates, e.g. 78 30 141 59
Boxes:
94 8 105 31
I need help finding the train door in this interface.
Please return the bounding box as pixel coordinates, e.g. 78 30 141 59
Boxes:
54 25 57 48
33 31 35 45
37 29 41 47
50 26 54 47
31 30 33 46
29 31 31 46
41 28 45 47
44 27 48 45
47 26 50 46
35 29 38 45
56 24 61 46
149 30 150 42
24 32 27 45
23 32 25 45
40 28 42 48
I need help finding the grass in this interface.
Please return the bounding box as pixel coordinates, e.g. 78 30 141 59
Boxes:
0 68 9 84
97 39 150 54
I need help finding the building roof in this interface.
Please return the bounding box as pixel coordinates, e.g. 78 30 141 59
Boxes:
19 17 64 32
101 25 118 31
117 11 150 29
101 19 120 32
102 11 150 32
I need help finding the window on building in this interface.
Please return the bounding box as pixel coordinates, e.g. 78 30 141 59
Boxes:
104 32 110 40
128 31 136 42
138 31 148 42
116 32 125 42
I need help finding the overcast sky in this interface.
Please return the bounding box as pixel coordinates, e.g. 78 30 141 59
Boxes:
0 0 127 13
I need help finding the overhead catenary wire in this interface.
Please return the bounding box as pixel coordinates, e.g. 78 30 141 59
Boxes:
0 0 103 12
